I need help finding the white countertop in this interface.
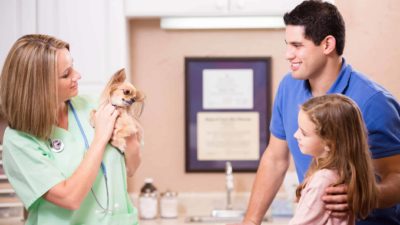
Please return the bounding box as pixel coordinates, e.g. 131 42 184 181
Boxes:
139 216 290 225
132 192 293 225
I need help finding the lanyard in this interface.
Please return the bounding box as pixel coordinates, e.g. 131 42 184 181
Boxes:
67 100 111 213
67 100 107 177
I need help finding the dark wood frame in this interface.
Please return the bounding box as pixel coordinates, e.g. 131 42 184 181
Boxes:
185 57 272 172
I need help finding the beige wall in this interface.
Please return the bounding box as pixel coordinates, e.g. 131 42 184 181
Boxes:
127 0 400 193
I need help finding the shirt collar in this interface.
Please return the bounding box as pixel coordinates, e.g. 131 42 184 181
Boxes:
327 58 352 94
302 58 352 95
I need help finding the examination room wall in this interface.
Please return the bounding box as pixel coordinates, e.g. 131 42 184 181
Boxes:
127 0 400 193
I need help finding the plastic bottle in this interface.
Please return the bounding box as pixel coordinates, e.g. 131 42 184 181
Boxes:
160 190 178 218
139 178 158 219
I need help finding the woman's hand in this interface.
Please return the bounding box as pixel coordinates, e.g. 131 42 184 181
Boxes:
93 103 119 145
124 132 142 177
45 103 119 209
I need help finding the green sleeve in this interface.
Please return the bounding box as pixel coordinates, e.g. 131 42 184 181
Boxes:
2 128 66 209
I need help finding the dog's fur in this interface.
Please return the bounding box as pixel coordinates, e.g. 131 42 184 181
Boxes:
90 69 145 152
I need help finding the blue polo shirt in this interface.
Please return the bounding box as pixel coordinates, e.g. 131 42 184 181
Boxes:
270 59 400 224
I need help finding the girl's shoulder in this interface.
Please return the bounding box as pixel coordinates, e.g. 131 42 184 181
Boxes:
307 169 339 188
314 168 339 178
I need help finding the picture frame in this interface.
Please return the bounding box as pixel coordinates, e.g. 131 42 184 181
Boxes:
185 57 272 172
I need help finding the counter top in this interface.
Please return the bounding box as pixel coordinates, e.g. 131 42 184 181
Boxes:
139 216 291 225
132 192 293 225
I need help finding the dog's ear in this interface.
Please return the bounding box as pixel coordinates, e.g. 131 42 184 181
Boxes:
110 68 126 84
131 102 145 119
130 90 145 118
135 90 146 102
99 68 127 104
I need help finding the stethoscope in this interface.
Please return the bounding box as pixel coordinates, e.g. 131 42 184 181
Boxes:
49 100 111 214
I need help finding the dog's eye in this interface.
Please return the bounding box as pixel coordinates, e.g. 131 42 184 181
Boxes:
123 89 131 95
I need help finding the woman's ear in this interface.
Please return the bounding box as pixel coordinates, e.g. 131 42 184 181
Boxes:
324 146 331 152
322 35 337 55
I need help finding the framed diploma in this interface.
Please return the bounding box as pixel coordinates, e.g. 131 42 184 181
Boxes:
185 57 272 172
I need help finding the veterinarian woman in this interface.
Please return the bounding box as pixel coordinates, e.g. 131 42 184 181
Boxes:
0 34 141 225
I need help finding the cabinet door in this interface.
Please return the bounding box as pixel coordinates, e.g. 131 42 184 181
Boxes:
229 0 334 15
125 0 334 17
37 0 128 95
0 0 36 68
229 0 304 16
125 0 230 17
1 0 127 96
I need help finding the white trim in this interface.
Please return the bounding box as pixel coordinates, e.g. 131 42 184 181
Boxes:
0 202 23 208
0 189 16 194
160 16 285 30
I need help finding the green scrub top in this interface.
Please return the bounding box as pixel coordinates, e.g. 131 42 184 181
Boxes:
2 96 138 225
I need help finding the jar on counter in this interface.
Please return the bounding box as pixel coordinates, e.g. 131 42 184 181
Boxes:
160 190 178 218
139 178 158 219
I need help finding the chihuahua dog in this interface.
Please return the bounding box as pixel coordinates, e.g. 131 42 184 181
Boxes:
90 68 145 152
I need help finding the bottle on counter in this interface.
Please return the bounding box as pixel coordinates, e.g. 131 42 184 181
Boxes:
139 178 158 219
160 190 178 218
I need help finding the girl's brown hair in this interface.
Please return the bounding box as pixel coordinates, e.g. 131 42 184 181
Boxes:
295 94 378 219
0 34 69 140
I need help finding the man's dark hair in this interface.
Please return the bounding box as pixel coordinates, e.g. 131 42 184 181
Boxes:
283 0 345 55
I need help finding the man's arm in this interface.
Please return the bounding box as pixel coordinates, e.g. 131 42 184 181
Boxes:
322 185 348 217
322 94 400 215
373 154 400 208
322 154 400 216
240 135 291 225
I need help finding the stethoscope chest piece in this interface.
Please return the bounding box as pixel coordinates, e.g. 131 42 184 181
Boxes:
50 139 64 153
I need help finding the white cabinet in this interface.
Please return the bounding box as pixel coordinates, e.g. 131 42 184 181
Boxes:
125 0 305 17
229 0 304 16
125 0 230 17
0 145 24 225
0 0 128 96
0 0 36 70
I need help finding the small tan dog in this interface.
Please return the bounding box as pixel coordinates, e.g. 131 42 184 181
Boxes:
91 68 145 152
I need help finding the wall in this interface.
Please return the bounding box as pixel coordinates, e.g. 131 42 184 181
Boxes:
0 0 128 96
127 0 400 193
339 0 400 98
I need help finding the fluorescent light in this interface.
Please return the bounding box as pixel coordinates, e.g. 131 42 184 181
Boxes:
160 16 284 30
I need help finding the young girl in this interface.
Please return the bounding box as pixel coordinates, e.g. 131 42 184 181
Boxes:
289 94 378 225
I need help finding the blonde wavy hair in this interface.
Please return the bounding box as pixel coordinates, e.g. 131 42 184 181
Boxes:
0 34 69 140
295 94 378 219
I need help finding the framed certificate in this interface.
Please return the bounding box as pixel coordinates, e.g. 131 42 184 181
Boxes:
185 57 272 172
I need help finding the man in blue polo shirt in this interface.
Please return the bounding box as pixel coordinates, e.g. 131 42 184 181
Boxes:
238 1 400 225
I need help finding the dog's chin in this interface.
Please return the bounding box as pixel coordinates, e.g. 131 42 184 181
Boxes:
111 99 132 108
